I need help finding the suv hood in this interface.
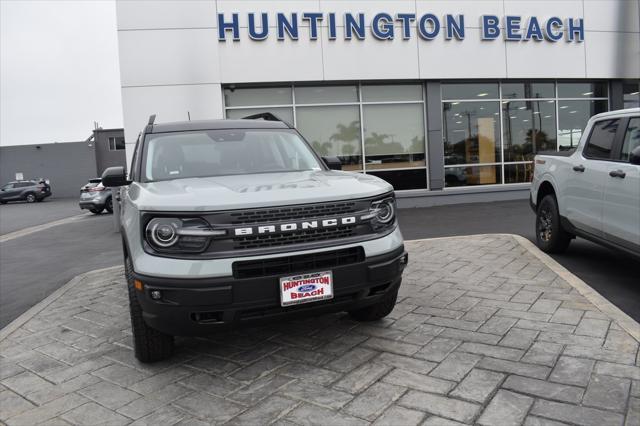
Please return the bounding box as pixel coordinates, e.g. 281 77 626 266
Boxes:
129 170 393 211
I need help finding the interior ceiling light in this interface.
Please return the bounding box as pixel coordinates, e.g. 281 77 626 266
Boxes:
582 92 594 96
569 110 578 114
477 93 489 97
560 105 569 109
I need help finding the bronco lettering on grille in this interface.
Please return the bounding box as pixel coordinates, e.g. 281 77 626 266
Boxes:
234 216 357 236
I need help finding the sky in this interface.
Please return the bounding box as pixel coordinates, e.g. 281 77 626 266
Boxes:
1 0 123 146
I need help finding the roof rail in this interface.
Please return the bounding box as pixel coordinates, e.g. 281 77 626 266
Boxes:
242 112 292 128
148 114 156 125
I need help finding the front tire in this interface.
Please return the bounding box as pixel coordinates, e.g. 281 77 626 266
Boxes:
348 285 399 322
125 257 174 363
536 194 572 254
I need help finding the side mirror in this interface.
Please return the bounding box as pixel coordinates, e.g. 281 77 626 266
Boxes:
101 166 130 187
322 156 342 171
629 146 640 165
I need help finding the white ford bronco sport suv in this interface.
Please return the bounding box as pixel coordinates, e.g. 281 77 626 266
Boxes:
530 108 640 257
102 114 408 362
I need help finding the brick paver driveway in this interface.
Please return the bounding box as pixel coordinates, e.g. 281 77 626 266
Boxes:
1 235 638 425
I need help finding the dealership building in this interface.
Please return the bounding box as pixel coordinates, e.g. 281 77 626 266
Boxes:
116 0 639 206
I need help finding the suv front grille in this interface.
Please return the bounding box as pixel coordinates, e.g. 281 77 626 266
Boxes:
229 201 357 225
234 226 356 250
233 246 364 279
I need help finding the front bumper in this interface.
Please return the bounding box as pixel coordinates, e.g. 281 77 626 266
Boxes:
131 246 407 336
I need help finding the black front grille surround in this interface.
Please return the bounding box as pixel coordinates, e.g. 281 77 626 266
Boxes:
141 193 395 259
233 246 365 279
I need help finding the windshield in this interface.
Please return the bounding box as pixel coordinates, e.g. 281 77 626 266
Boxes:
143 129 323 182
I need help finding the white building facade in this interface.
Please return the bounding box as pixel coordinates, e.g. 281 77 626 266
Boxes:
116 0 640 206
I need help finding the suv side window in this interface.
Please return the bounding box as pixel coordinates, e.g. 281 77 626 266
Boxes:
584 119 620 160
620 117 640 162
2 184 14 190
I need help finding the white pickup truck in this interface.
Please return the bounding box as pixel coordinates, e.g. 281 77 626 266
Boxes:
530 108 640 257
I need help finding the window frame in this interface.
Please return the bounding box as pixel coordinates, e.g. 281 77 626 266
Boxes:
582 118 623 162
611 116 640 163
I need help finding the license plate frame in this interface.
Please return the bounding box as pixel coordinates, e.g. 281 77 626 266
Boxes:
280 271 334 307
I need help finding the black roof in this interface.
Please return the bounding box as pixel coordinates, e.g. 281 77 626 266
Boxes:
149 119 289 134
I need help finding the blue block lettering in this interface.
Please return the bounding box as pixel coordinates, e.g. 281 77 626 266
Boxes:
525 16 544 41
372 13 394 40
418 13 440 40
248 13 268 40
345 13 366 40
218 13 239 41
302 12 323 40
445 14 465 40
567 18 584 42
505 16 522 40
277 13 299 40
545 17 563 41
482 15 500 40
396 13 416 40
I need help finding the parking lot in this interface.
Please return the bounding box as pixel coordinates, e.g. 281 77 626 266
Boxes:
1 198 638 329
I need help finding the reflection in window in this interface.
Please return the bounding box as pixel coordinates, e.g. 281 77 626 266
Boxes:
443 102 500 166
623 81 640 109
584 119 619 160
503 100 557 162
363 104 425 170
295 85 358 104
557 82 607 98
621 118 640 162
296 105 362 171
442 83 499 100
224 87 292 107
225 107 294 125
504 163 533 184
361 85 423 102
501 82 555 99
558 100 608 150
367 169 427 190
444 165 501 187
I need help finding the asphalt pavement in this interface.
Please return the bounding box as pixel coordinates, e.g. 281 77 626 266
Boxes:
0 198 638 329
0 198 82 235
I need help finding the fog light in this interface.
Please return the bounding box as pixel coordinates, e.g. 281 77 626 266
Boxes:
400 253 409 265
150 290 162 300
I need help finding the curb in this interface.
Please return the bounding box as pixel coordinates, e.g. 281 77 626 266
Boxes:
407 233 640 341
0 265 123 342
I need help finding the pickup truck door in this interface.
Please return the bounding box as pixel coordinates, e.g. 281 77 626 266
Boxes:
602 117 640 250
564 118 621 237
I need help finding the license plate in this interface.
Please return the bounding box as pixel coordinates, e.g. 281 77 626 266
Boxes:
81 193 92 199
280 271 333 307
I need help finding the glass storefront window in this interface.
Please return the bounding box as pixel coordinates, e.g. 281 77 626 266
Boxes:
501 82 555 99
504 163 534 184
361 84 423 102
623 81 640 109
224 87 292 107
295 85 358 104
558 100 608 150
225 107 294 125
443 101 500 166
502 100 557 162
442 83 499 100
363 104 426 170
557 82 607 98
444 165 501 187
367 169 427 191
295 105 362 171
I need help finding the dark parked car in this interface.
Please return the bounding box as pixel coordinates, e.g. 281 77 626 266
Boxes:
79 178 113 214
0 180 51 204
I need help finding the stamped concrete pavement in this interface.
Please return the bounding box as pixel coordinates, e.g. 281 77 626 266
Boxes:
1 235 639 425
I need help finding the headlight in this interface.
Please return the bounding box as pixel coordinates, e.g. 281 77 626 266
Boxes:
362 196 396 229
145 217 225 253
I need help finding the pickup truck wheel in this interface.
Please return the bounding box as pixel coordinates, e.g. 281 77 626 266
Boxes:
125 257 174 363
536 195 571 254
348 284 399 322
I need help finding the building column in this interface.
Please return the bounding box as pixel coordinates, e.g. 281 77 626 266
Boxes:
609 80 624 111
425 82 444 190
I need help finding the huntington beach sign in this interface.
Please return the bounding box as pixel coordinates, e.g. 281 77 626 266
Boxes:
217 13 585 43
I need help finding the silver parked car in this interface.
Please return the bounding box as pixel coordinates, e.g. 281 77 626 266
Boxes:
79 178 113 214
